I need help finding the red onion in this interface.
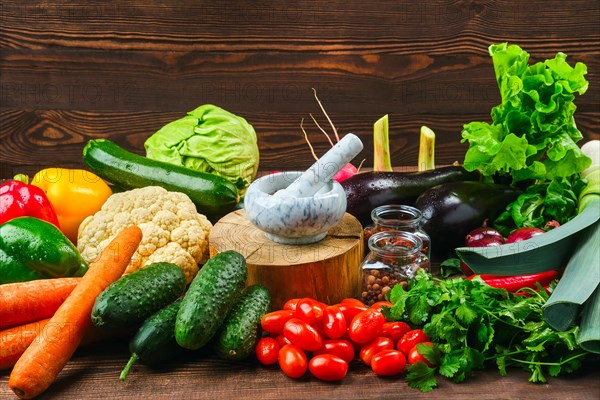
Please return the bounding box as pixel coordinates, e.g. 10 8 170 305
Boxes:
461 237 503 275
464 221 504 246
506 227 545 244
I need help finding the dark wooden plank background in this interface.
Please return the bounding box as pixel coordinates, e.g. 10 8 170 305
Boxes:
1 0 599 179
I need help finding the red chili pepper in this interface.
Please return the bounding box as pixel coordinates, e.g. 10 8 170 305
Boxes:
0 175 60 227
467 270 559 292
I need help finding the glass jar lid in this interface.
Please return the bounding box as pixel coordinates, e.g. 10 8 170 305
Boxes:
370 205 423 229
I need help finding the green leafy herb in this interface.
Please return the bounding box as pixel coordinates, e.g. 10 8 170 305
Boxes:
387 270 594 392
439 258 462 278
493 174 587 236
406 362 437 392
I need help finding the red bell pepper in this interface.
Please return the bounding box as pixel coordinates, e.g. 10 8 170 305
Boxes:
0 175 60 227
467 270 559 292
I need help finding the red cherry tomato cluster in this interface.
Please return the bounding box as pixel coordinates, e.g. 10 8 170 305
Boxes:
256 297 435 381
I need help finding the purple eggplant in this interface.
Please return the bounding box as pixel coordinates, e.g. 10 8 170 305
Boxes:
415 181 522 261
341 166 481 226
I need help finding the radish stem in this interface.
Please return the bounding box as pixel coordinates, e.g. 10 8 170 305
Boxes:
301 118 319 161
309 113 335 147
312 88 340 142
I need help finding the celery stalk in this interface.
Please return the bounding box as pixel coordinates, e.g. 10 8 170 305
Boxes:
418 126 435 171
373 115 392 171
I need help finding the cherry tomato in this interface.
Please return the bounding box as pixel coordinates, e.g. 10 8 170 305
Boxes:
275 334 291 348
348 309 386 344
359 337 395 366
308 354 348 381
283 298 301 311
340 298 366 307
369 301 393 311
278 344 307 379
407 342 434 366
380 321 412 343
321 305 347 339
261 310 295 335
313 339 355 364
397 329 430 356
371 349 407 376
295 298 325 325
338 303 368 325
283 318 323 351
255 337 280 365
339 327 365 352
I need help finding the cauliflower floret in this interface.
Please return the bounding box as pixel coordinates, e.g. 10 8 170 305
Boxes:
77 186 213 283
146 242 198 283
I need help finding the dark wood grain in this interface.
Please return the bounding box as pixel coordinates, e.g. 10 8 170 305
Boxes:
1 109 599 178
1 0 599 177
0 339 598 400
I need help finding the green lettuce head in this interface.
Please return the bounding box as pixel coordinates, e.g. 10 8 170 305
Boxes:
144 104 259 195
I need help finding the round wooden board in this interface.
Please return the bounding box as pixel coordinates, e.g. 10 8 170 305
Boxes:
209 210 364 309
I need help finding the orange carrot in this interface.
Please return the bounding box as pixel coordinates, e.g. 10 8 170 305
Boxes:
0 278 81 330
0 319 50 371
1 321 133 373
9 225 143 399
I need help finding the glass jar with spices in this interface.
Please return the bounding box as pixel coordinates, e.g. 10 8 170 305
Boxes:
363 205 431 260
359 230 429 306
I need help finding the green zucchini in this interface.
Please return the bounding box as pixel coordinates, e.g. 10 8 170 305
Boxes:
83 139 239 216
92 262 186 329
175 251 248 350
119 299 187 381
214 284 271 361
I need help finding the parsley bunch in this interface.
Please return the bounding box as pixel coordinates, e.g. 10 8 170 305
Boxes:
385 270 592 392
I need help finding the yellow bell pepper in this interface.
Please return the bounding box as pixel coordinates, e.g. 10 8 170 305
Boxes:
31 168 112 243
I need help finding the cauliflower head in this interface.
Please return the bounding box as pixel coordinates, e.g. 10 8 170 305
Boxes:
77 186 212 283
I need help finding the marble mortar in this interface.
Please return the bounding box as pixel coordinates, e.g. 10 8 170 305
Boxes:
244 171 347 245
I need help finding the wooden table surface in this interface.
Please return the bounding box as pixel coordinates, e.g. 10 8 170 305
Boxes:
1 337 599 400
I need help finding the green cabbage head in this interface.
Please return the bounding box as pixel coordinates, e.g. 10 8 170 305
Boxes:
144 104 259 195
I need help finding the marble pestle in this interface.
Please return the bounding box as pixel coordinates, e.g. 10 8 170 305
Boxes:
274 133 364 198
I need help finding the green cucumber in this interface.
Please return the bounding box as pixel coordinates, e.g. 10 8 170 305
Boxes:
175 250 248 350
83 139 239 216
92 262 186 329
120 299 187 381
214 284 271 361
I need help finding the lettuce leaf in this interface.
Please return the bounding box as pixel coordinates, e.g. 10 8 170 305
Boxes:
461 43 591 183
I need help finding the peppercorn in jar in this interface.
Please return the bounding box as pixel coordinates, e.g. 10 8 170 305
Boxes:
359 230 429 306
